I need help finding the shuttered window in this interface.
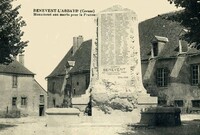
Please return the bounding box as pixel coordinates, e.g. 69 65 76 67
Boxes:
156 68 168 87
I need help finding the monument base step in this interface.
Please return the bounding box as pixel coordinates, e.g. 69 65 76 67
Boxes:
71 94 90 112
46 109 141 127
137 95 157 105
46 108 81 127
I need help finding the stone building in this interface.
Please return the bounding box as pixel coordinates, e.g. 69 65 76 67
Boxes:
139 13 200 113
46 36 91 108
0 54 47 117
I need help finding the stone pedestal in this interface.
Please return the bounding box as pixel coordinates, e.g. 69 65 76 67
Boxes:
46 108 80 127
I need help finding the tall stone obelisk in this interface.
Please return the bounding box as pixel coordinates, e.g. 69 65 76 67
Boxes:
89 5 157 114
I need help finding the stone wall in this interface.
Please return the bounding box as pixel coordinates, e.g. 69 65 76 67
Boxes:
47 76 64 94
47 76 64 108
71 73 89 96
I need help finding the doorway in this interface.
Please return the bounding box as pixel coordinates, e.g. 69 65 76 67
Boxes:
39 105 45 116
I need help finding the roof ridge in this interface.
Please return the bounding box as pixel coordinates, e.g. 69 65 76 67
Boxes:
0 59 35 75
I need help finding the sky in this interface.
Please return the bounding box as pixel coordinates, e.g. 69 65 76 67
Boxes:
13 0 180 90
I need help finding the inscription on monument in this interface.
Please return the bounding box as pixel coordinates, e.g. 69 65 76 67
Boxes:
98 9 136 85
100 12 134 67
101 13 115 66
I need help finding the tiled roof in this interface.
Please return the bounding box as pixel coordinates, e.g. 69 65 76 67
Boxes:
33 79 47 93
139 14 182 60
69 40 91 74
139 13 200 60
0 59 35 75
47 40 92 78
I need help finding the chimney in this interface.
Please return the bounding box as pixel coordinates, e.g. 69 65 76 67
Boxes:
73 35 83 55
19 53 24 66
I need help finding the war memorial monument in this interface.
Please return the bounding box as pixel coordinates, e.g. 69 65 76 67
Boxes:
46 5 158 126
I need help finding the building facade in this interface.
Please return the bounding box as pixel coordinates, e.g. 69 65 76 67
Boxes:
139 14 200 113
46 36 91 108
0 55 47 117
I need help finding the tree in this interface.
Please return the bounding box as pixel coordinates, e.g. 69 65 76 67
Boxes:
167 0 200 48
0 0 28 64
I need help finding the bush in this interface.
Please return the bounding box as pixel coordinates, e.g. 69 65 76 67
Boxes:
0 110 21 118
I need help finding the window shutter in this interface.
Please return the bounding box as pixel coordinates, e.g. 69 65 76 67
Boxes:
165 68 170 86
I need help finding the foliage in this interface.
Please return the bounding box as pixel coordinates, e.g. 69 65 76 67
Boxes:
167 0 200 48
0 0 28 64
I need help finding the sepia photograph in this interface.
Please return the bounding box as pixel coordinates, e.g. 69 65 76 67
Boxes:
0 0 200 134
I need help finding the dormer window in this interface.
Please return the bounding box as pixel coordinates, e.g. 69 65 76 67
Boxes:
178 39 188 54
152 42 158 57
178 29 188 54
151 36 168 58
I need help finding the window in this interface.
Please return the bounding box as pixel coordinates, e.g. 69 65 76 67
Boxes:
12 75 18 88
40 95 44 104
12 97 17 106
191 64 199 85
77 82 79 86
152 42 158 57
53 99 56 107
158 100 167 106
21 97 27 106
174 100 184 107
73 88 76 95
192 100 200 108
156 68 168 87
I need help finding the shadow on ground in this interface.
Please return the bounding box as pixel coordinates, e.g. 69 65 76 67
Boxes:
118 120 200 135
0 124 16 131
